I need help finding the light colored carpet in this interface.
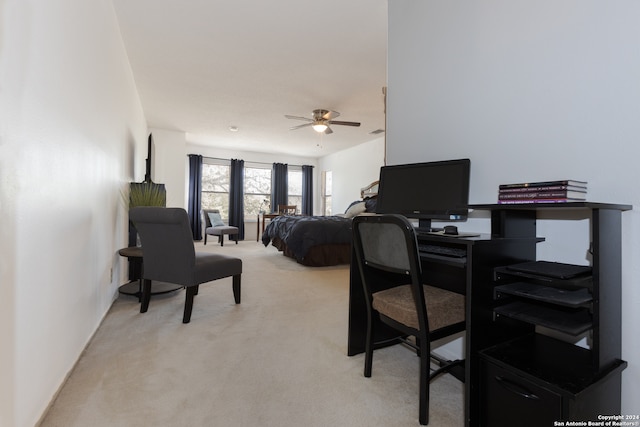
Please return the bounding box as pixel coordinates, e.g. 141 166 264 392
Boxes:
39 241 464 426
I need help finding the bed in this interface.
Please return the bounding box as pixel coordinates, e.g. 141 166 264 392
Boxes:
261 182 379 266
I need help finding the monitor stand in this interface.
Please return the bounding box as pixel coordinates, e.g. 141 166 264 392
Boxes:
415 218 433 234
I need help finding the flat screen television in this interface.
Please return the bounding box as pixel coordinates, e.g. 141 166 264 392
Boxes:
376 158 471 232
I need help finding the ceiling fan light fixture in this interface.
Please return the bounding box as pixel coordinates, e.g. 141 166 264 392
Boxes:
312 122 328 133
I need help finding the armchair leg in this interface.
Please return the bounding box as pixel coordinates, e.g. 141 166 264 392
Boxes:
233 275 241 304
183 286 198 323
140 279 152 313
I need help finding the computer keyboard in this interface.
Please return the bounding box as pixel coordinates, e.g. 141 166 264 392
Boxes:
418 244 466 258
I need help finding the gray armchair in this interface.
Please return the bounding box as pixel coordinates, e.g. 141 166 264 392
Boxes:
202 208 239 246
129 207 242 323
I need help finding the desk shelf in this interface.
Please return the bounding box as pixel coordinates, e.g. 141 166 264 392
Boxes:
419 252 467 267
495 282 592 308
471 202 629 427
494 301 592 336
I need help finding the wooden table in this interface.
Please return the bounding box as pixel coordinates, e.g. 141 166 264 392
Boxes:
256 213 280 241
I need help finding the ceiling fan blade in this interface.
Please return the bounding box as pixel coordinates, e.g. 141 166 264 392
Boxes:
328 120 361 127
322 110 340 120
285 115 313 122
324 126 333 134
289 123 313 130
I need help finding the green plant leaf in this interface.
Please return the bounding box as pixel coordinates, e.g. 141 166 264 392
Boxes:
127 182 166 208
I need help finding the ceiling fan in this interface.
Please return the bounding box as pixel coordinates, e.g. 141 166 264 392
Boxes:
285 109 361 134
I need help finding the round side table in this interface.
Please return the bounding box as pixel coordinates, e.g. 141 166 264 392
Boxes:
118 246 182 301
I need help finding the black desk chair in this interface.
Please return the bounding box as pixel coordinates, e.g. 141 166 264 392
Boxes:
352 214 465 425
129 207 242 323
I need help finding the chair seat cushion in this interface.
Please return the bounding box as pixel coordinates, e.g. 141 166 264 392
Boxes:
194 252 242 284
206 226 239 236
372 285 465 331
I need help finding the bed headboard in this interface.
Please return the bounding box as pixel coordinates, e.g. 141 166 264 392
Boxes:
360 180 379 199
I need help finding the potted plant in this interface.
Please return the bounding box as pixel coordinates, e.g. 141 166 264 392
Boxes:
125 181 166 247
128 181 167 208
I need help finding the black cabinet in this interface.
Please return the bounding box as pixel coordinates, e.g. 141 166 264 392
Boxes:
472 202 630 426
480 334 626 426
481 357 562 427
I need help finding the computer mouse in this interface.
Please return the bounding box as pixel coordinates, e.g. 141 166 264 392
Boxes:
443 225 459 235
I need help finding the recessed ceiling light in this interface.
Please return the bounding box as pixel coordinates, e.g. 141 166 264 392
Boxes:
229 126 239 132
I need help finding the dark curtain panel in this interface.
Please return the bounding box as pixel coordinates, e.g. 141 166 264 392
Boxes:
187 154 203 240
271 163 288 213
302 165 314 215
229 159 245 240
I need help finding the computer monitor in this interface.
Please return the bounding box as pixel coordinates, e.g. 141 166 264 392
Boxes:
376 158 471 232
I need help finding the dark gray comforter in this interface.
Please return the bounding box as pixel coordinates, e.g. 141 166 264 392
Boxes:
261 215 352 261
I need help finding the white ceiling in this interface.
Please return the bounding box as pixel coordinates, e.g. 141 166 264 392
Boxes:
112 0 388 158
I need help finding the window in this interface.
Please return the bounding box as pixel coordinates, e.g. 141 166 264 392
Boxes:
201 160 230 218
244 164 271 216
322 170 332 215
200 159 306 219
288 167 302 213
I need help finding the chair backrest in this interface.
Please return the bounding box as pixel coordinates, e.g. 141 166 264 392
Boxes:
129 207 197 286
278 204 297 215
352 214 428 327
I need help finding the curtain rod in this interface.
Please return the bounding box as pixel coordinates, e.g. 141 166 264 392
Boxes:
195 155 312 168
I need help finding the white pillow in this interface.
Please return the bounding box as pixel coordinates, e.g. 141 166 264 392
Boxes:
344 201 367 218
208 212 226 227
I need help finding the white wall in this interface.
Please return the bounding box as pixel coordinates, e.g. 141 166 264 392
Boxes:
318 137 385 214
0 1 147 426
149 128 188 208
388 0 640 414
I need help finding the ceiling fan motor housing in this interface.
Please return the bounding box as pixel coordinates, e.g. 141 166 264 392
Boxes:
285 109 360 134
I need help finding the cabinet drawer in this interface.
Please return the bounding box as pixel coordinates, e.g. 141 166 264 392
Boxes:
480 359 562 427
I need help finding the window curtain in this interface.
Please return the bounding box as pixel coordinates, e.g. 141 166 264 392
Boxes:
271 162 288 213
229 159 245 240
187 154 203 240
302 165 313 215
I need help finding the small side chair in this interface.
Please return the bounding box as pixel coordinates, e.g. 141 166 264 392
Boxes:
129 207 242 323
352 214 466 425
202 208 239 246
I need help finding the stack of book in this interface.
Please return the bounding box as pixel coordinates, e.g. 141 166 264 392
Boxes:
498 180 587 204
